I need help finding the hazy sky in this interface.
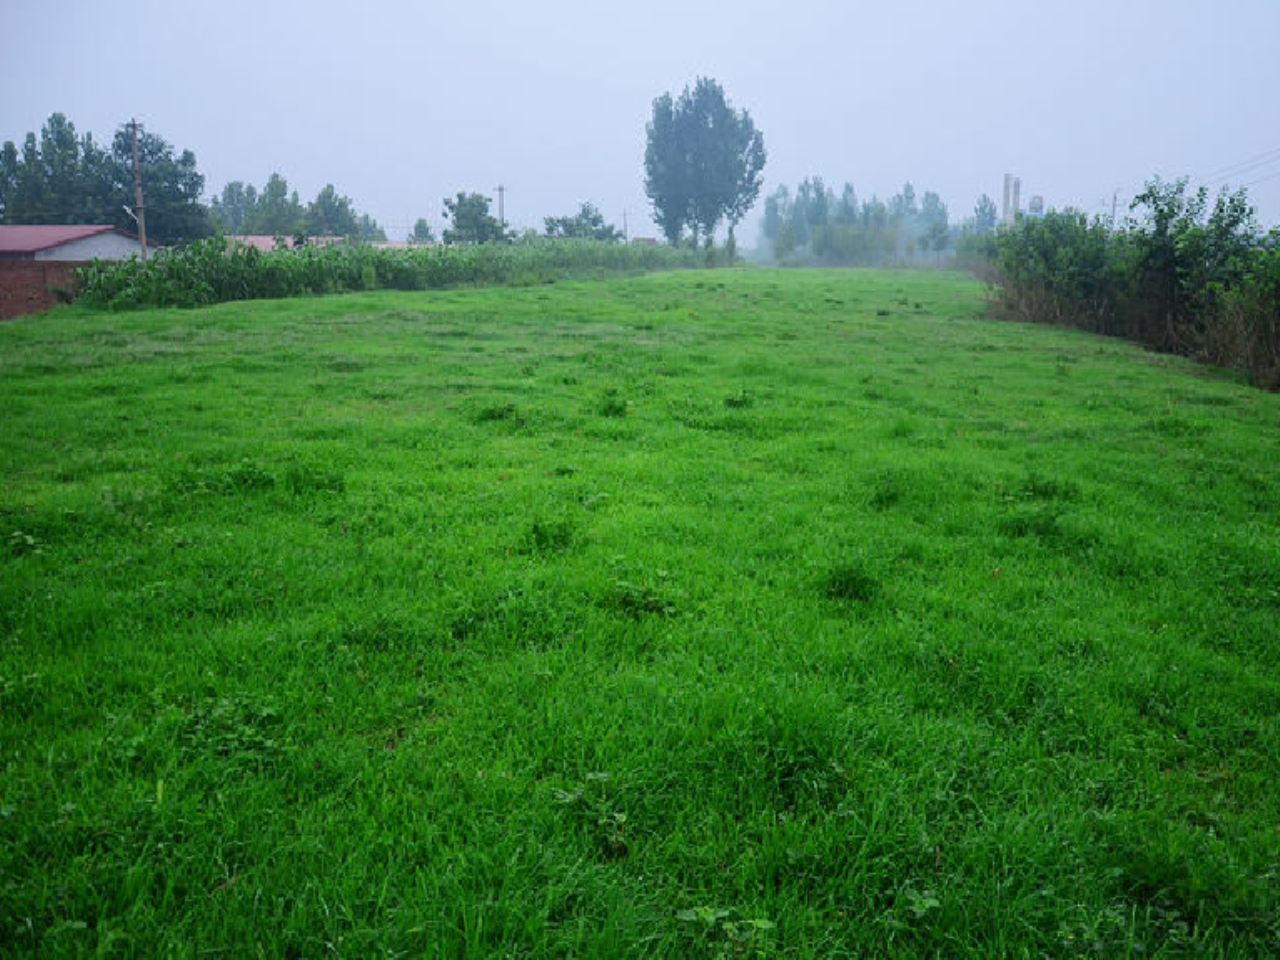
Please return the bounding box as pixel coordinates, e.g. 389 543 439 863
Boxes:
3 0 1279 241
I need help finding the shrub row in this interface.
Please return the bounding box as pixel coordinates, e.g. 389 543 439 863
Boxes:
75 238 702 310
987 178 1280 389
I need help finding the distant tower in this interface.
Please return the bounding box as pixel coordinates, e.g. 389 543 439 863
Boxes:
1002 173 1013 226
1029 195 1045 217
1012 177 1021 221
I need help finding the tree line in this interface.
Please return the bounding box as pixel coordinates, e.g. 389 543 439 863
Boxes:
0 113 208 245
758 178 962 266
0 113 390 244
1 113 639 249
211 176 385 241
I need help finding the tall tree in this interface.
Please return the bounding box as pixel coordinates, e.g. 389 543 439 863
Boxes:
0 140 19 220
441 191 507 244
643 77 766 248
973 194 998 235
761 187 786 248
919 191 950 259
643 92 687 245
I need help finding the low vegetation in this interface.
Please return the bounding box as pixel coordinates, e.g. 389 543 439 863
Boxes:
2 269 1278 957
74 236 701 310
987 178 1280 389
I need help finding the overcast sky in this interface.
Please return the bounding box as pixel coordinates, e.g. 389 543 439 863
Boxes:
2 0 1278 241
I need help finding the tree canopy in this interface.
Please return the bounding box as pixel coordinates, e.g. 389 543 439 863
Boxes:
643 78 766 247
544 202 622 242
441 192 508 244
211 175 385 241
0 112 212 244
411 218 436 243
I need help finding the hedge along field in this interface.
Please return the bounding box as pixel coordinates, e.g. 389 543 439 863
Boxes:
74 236 704 310
1 269 1279 958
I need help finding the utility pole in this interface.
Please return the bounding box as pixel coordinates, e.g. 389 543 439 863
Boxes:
495 184 506 233
130 119 148 261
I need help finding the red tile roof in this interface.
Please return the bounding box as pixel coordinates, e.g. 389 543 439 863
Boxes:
0 224 121 254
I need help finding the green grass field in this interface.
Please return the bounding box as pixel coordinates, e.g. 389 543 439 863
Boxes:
2 269 1278 958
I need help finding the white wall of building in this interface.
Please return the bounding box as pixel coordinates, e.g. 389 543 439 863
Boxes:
33 232 146 261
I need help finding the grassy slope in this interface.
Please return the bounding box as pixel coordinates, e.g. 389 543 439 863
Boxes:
1 269 1278 958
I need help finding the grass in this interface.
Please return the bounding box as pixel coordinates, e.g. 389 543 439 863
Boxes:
1 268 1279 958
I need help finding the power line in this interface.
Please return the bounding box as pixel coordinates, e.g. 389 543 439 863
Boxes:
1200 146 1280 185
1240 168 1280 189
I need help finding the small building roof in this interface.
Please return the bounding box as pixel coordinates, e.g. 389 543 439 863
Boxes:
0 224 125 254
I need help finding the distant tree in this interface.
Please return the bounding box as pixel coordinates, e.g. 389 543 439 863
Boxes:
410 218 435 243
357 213 386 242
834 184 858 226
544 201 622 241
243 173 305 237
38 113 82 221
0 141 19 219
890 182 918 221
441 191 508 244
211 181 258 233
974 193 998 234
774 217 797 261
800 177 829 230
643 77 766 247
760 187 786 248
306 184 359 237
920 191 949 259
15 133 46 221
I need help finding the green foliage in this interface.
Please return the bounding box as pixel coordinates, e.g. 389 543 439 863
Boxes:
209 180 258 234
973 193 998 235
989 177 1278 388
545 201 622 242
0 112 212 243
75 236 701 309
304 183 359 237
762 177 952 265
442 191 509 244
644 77 766 247
238 172 305 237
410 217 435 243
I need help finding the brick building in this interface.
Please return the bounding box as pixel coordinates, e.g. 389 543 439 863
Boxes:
0 225 154 321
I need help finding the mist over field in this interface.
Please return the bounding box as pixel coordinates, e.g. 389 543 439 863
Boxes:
2 0 1278 238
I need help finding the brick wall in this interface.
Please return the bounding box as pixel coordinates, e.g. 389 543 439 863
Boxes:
0 260 84 321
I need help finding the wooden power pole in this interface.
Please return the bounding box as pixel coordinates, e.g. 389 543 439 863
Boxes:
131 119 148 261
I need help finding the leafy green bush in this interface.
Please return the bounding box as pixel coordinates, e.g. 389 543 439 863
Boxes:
988 178 1280 388
76 238 699 310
